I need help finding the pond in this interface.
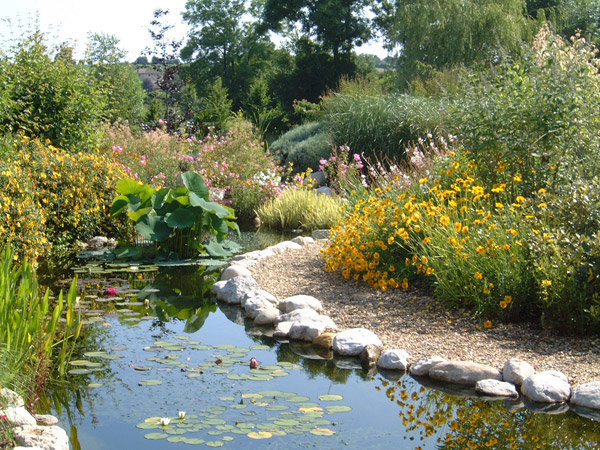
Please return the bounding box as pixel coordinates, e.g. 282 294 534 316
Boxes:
38 232 600 449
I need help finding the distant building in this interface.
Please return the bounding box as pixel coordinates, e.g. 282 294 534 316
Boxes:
136 68 161 92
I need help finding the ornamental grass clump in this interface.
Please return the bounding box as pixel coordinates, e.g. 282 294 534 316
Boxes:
256 188 344 232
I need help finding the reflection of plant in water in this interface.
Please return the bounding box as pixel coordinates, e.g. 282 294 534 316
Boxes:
374 376 600 449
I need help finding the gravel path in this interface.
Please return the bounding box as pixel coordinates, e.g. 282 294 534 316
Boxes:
250 241 600 386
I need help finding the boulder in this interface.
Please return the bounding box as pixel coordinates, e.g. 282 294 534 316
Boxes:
409 356 446 376
312 229 330 240
231 249 276 262
377 350 410 371
316 186 335 196
274 308 320 325
0 387 24 407
279 295 323 313
429 361 502 386
220 265 252 281
242 290 278 307
273 321 294 339
313 332 336 349
13 425 69 450
269 241 303 254
87 236 116 249
35 414 59 426
333 328 383 356
569 382 600 410
309 170 326 187
502 358 535 386
1 405 36 426
211 276 259 304
475 379 519 397
254 307 280 325
244 296 276 319
360 344 383 368
291 236 315 246
289 317 336 342
521 371 571 403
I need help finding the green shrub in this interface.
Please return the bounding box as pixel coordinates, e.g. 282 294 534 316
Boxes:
269 121 331 171
256 188 344 232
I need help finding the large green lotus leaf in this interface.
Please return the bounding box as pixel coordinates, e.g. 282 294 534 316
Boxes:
166 208 196 229
189 193 230 219
117 179 154 201
110 195 129 216
136 215 172 242
181 171 209 200
211 216 229 235
151 188 170 210
127 206 152 223
169 187 191 206
204 240 229 258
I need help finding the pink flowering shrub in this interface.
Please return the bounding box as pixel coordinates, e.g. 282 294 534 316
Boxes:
318 145 364 196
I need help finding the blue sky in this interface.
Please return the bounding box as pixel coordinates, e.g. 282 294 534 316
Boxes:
0 0 387 61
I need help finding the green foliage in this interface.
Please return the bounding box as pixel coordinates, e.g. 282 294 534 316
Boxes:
0 246 82 399
256 188 344 232
111 171 239 259
269 121 332 173
0 32 107 151
198 77 233 131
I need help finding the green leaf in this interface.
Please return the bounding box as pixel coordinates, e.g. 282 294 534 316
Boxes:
166 208 196 228
189 194 230 219
152 188 171 210
127 206 152 223
204 241 230 258
136 215 172 242
110 195 130 216
169 187 191 206
117 179 154 201
181 171 209 199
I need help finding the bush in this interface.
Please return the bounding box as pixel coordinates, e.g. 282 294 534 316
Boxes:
0 32 107 152
269 121 332 172
256 188 344 232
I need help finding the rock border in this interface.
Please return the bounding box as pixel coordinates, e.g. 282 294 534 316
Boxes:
0 387 69 449
213 235 600 421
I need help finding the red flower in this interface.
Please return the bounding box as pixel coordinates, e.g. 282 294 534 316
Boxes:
104 287 117 298
1 415 7 422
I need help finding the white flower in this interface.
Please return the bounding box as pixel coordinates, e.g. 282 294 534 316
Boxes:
160 417 171 426
178 411 186 420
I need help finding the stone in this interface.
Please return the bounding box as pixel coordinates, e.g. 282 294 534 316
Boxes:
291 236 315 246
1 405 36 426
569 382 600 410
475 379 519 397
313 332 336 349
377 349 410 371
334 357 363 370
521 371 571 403
220 264 252 281
316 186 335 196
502 358 535 386
268 241 303 254
409 356 446 376
13 425 69 450
211 276 259 304
312 229 330 240
13 447 45 450
429 361 502 386
87 236 108 249
0 387 24 407
254 307 280 325
273 321 294 339
289 316 337 342
309 170 326 187
274 308 320 325
279 295 323 313
244 296 276 319
333 328 383 356
360 344 383 368
35 414 59 426
231 249 276 262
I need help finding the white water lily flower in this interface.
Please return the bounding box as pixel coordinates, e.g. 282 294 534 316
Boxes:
178 411 186 420
159 417 171 426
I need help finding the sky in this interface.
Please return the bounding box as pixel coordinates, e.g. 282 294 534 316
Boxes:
0 0 388 61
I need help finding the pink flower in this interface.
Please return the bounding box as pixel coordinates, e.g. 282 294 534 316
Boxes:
353 153 361 162
104 287 117 298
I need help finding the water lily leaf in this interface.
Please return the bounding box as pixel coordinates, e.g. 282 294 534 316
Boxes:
325 405 352 413
174 335 190 340
138 379 162 386
265 405 289 411
300 407 323 413
273 419 300 427
222 436 234 441
260 365 281 371
190 345 212 350
134 366 152 371
211 369 229 374
242 393 263 399
83 351 124 360
269 370 289 377
229 404 247 409
69 360 103 368
111 346 128 351
68 368 101 375
248 374 273 381
318 395 344 402
167 436 186 443
144 432 168 440
219 396 235 402
288 396 310 403
310 428 336 436
137 422 160 430
88 383 103 388
207 430 223 436
203 418 226 425
182 437 206 445
247 431 272 440
205 441 224 447
250 345 270 351
259 390 285 397
227 374 243 380
165 428 187 435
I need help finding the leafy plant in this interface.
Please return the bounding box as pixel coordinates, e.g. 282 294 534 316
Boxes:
111 171 239 259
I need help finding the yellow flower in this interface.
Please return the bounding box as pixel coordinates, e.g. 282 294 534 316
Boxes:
454 222 462 233
474 272 483 280
483 287 491 295
484 320 492 329
495 202 504 209
401 278 409 289
504 295 512 303
538 203 548 208
500 301 508 309
440 215 450 227
476 246 486 254
538 188 547 194
419 178 428 184
513 174 522 182
541 280 552 287
422 236 431 244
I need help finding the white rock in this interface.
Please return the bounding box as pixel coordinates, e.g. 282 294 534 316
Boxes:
254 307 280 325
409 356 447 376
13 425 69 450
521 371 571 403
312 229 330 240
288 316 337 342
13 447 45 450
244 296 275 319
503 358 535 385
475 379 519 397
291 236 315 246
242 290 278 308
279 295 323 313
274 308 320 325
273 321 294 339
220 265 252 281
231 249 276 262
35 414 59 426
377 350 410 371
1 405 36 426
569 382 600 409
268 241 303 254
333 328 383 356
230 258 258 268
0 387 24 407
429 361 502 386
212 276 259 304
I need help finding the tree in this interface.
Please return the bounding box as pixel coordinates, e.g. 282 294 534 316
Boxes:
376 0 532 84
86 32 126 64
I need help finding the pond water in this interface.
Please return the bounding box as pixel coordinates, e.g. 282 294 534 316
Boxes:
39 232 600 449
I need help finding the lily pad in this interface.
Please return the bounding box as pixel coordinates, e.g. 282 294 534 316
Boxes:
88 383 103 388
266 405 289 411
219 396 235 402
144 432 168 440
250 345 270 350
69 360 103 368
167 436 186 443
68 368 101 375
205 441 224 447
222 436 234 441
318 394 344 402
326 405 352 413
83 351 124 360
310 428 336 436
138 379 163 386
247 431 272 440
182 437 206 444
